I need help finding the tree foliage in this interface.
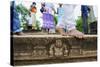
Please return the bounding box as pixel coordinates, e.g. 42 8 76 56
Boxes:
16 4 29 15
76 16 83 32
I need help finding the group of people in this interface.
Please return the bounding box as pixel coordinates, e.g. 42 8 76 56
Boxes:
11 1 96 39
28 2 84 38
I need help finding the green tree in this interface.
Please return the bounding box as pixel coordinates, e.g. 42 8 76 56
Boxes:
76 16 83 32
54 14 58 25
16 4 29 30
35 20 41 31
16 4 29 16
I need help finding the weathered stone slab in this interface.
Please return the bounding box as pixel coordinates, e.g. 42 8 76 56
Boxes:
11 35 97 66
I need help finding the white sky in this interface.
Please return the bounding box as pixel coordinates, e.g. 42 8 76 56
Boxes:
15 0 81 19
15 0 97 20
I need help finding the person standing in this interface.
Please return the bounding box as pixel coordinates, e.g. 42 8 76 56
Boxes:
11 1 23 35
56 4 84 38
81 5 90 34
30 2 37 30
41 3 56 33
56 3 65 32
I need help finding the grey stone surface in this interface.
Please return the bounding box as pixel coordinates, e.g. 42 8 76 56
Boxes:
11 35 97 65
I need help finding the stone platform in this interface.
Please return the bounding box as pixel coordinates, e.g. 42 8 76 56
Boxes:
11 35 97 66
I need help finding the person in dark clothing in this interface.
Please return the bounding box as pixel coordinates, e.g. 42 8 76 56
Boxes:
81 5 90 34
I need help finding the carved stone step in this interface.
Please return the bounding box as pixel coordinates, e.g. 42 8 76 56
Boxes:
11 35 97 66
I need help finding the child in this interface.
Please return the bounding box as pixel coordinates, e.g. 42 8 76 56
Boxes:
56 4 84 38
41 3 56 33
30 2 37 30
56 3 66 32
